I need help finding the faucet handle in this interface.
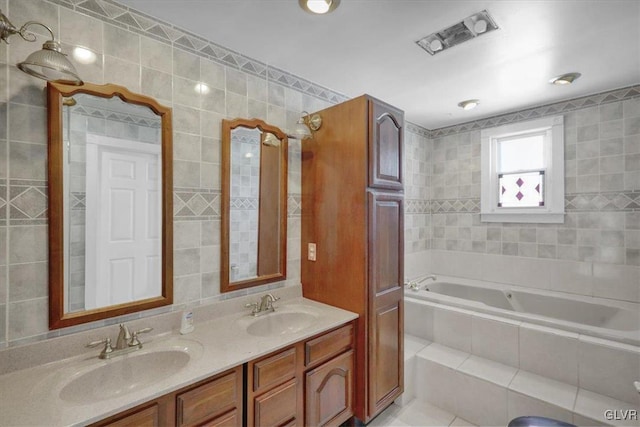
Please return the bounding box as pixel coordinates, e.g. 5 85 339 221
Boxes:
245 302 259 315
130 327 153 347
86 338 113 357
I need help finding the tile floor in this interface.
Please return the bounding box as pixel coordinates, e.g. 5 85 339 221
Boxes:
369 400 477 427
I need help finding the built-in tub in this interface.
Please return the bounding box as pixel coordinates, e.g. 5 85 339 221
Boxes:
406 276 640 345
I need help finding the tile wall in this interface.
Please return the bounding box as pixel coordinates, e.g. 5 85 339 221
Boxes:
0 0 431 347
420 87 640 303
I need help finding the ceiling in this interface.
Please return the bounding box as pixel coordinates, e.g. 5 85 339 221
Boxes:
118 0 640 130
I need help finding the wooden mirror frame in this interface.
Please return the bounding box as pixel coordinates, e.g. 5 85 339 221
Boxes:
221 118 288 293
47 82 173 329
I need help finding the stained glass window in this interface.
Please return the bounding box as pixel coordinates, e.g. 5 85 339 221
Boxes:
498 171 544 207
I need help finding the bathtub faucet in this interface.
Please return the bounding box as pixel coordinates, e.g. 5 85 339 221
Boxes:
405 275 437 291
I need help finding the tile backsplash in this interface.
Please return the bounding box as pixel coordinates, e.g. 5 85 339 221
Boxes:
0 0 637 349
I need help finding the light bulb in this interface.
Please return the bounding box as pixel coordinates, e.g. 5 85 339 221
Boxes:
306 0 331 14
72 47 96 65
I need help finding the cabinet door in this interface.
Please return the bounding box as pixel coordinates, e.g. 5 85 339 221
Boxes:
253 378 299 427
367 191 404 418
368 99 403 190
305 350 354 427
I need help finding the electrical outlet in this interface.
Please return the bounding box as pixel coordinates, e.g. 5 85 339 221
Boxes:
308 243 317 261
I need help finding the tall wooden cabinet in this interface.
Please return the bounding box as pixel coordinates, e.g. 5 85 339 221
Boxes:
301 95 404 423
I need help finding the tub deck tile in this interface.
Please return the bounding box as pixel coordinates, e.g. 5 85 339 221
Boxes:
508 370 577 411
417 342 470 369
458 355 518 387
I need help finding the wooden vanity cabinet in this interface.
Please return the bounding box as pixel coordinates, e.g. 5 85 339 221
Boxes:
301 95 404 423
92 323 354 427
246 322 355 427
91 366 243 427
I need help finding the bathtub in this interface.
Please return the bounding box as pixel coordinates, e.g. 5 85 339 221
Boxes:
406 276 640 345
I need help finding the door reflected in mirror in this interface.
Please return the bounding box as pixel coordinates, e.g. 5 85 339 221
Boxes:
48 82 173 329
221 119 288 293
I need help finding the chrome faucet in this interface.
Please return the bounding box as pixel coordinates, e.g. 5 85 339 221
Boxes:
245 293 281 316
86 323 153 359
405 274 437 291
115 324 131 350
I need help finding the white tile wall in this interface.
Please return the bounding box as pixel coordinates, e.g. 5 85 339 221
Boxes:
578 336 640 405
471 313 520 368
433 307 472 353
518 324 579 386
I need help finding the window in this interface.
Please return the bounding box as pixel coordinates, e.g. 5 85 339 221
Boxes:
480 115 564 223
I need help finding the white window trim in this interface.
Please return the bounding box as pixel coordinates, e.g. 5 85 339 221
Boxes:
481 115 565 223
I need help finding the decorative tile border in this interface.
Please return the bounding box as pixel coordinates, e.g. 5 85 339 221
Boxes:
405 123 430 139
565 191 640 211
71 105 161 129
430 191 640 214
0 178 6 225
174 188 220 220
9 180 47 225
288 194 301 217
431 198 480 214
405 199 430 214
431 85 640 137
230 197 258 211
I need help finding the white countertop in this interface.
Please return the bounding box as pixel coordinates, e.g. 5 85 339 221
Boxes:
0 296 358 426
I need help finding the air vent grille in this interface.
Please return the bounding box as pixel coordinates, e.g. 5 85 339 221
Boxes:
416 10 498 56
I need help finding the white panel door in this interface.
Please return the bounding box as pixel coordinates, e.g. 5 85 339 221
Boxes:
85 134 161 309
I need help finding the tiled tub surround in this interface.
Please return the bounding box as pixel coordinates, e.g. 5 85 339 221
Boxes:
0 287 358 426
405 89 640 304
402 296 640 426
0 0 429 347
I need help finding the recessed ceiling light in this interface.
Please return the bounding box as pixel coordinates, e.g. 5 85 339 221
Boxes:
299 0 340 15
72 47 97 65
550 72 581 85
458 99 479 110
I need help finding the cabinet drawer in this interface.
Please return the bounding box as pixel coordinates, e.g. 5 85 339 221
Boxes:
305 323 353 368
253 378 298 427
253 347 296 393
177 369 240 427
101 404 160 427
201 409 239 427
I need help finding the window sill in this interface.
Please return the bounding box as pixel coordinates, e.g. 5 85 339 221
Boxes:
480 212 565 224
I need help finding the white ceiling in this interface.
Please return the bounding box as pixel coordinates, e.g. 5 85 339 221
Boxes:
118 0 640 130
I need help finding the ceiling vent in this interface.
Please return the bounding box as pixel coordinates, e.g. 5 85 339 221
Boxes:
416 10 498 56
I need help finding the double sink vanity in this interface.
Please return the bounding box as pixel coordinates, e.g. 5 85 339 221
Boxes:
0 80 405 425
0 290 358 426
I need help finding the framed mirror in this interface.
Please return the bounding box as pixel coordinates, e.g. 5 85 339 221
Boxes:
221 118 288 293
48 82 173 329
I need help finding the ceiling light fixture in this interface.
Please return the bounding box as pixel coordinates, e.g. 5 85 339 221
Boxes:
416 10 498 56
458 99 479 110
0 9 83 84
298 0 340 15
549 72 581 85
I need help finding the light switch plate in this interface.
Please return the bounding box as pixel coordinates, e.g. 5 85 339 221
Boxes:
308 243 317 261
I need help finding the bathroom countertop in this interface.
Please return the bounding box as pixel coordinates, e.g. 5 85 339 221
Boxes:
0 296 358 426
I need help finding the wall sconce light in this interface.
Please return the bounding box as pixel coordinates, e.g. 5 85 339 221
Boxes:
0 9 83 85
290 111 322 140
262 132 281 147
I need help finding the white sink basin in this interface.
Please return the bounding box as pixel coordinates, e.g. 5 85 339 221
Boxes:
241 305 320 337
58 338 202 404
